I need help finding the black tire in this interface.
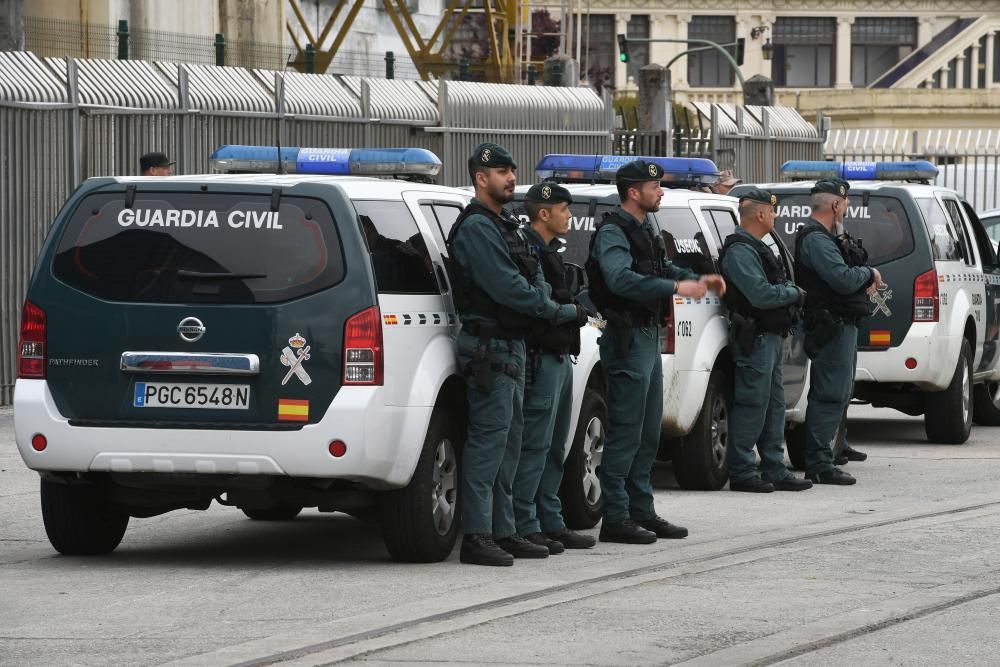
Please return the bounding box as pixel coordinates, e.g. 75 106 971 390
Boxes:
785 421 807 470
241 504 302 521
559 389 607 530
40 478 129 555
382 406 462 562
925 339 973 444
673 369 732 490
973 381 1000 426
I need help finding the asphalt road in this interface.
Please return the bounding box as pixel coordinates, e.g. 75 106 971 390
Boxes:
2 404 999 666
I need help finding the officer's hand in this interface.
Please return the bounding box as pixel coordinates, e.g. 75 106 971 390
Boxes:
794 285 807 306
699 274 726 295
676 280 707 298
574 303 591 326
871 268 886 289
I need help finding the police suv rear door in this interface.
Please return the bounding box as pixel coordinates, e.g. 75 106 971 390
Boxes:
36 180 371 428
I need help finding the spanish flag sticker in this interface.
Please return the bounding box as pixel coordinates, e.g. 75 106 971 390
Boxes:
278 398 309 421
869 330 891 346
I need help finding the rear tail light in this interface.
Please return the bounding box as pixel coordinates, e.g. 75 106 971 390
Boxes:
18 301 46 379
913 269 939 322
661 312 675 355
343 306 383 385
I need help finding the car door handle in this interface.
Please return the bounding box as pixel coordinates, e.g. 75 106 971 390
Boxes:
434 263 450 294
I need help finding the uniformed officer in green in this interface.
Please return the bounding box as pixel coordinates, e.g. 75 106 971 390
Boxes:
449 143 588 566
513 181 597 554
795 178 884 486
720 188 812 493
587 160 726 543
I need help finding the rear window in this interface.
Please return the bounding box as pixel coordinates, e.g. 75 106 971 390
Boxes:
773 194 914 265
53 192 344 304
915 198 965 261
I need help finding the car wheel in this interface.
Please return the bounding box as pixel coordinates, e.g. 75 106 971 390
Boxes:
972 381 1000 426
240 504 303 521
784 421 807 470
559 388 606 530
924 339 973 444
40 478 129 555
673 368 731 490
382 406 462 562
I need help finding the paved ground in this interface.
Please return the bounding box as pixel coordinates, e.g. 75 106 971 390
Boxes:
2 404 999 666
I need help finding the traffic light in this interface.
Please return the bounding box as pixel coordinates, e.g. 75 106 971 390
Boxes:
617 34 629 63
735 37 746 66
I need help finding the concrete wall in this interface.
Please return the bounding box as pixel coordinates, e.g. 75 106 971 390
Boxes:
0 0 24 50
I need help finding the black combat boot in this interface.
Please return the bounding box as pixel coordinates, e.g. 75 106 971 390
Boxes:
460 534 514 566
806 468 857 485
771 476 813 491
495 535 549 558
545 528 596 549
524 532 565 555
599 519 657 544
729 477 775 493
636 515 689 539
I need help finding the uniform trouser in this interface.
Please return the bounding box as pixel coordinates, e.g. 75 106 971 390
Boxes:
598 325 662 523
728 332 791 483
457 332 526 538
513 350 574 535
803 324 858 475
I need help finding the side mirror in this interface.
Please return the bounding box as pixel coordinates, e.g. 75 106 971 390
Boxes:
564 262 587 296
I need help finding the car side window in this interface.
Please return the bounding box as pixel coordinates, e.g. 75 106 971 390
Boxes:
353 200 438 294
432 204 462 241
963 201 998 270
652 207 716 274
705 209 738 250
916 197 963 261
943 198 976 266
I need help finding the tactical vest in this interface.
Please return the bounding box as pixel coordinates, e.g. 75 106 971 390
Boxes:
585 210 665 323
445 202 539 339
528 239 581 355
794 223 872 321
719 233 799 335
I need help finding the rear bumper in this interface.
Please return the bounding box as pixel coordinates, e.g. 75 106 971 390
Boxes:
13 379 427 488
856 325 960 391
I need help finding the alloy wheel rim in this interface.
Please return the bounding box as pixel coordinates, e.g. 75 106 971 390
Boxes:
431 438 457 536
582 416 605 505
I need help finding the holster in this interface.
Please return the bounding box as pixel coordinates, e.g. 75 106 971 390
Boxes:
805 308 843 349
604 309 635 356
461 339 519 393
729 311 757 357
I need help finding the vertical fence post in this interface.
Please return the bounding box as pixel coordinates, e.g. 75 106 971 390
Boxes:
274 71 286 173
361 79 372 147
177 65 190 174
66 57 81 186
215 33 226 66
305 44 315 74
385 51 395 79
117 20 129 60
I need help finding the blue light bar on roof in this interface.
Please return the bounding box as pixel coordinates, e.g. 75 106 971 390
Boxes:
780 160 939 181
209 145 441 177
536 154 721 186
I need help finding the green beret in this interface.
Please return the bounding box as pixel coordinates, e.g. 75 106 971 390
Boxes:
616 159 663 184
811 178 849 197
470 142 517 170
525 181 572 205
738 187 776 206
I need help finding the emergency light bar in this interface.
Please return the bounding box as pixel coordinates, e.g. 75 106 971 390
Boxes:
209 145 442 178
536 154 721 186
780 160 939 181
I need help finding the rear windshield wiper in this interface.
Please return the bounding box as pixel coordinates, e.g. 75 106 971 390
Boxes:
176 270 267 280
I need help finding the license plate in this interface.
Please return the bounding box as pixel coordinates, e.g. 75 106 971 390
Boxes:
134 382 250 409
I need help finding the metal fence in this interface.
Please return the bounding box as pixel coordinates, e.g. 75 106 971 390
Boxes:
613 103 826 183
0 52 609 404
825 128 1000 213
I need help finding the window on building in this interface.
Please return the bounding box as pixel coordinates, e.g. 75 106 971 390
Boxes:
851 18 916 87
771 17 836 87
580 14 616 90
688 16 736 87
626 15 650 83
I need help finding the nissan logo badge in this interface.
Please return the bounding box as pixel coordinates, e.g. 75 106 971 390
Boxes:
177 316 206 342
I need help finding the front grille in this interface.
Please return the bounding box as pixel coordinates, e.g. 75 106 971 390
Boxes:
68 419 304 431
